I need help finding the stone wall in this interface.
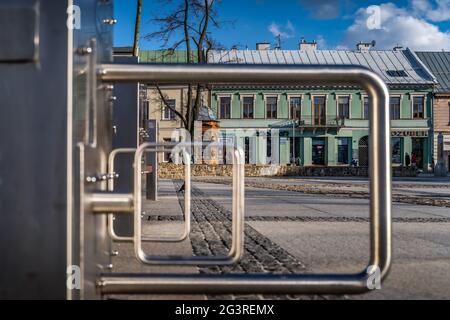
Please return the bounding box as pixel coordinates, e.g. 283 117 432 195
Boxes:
158 163 417 178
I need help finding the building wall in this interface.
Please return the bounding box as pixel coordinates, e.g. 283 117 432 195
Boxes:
433 95 450 171
146 87 209 162
211 88 434 169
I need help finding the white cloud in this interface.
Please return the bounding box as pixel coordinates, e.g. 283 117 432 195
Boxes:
412 0 450 22
268 21 295 39
316 35 327 49
340 2 450 50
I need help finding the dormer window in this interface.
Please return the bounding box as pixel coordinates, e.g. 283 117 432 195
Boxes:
386 70 408 77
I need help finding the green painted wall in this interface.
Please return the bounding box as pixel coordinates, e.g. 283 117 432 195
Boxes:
210 88 434 170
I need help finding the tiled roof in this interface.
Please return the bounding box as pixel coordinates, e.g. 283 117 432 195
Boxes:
416 51 450 93
207 48 436 86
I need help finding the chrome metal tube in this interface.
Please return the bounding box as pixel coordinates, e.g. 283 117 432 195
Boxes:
98 273 368 295
87 193 133 213
107 147 191 243
133 142 245 266
98 64 391 294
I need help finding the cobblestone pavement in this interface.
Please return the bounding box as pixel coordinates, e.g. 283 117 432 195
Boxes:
170 181 343 300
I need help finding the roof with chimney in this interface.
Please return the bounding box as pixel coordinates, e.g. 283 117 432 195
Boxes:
207 48 437 87
415 51 450 93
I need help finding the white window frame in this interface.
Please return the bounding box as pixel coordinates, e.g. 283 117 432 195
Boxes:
217 94 232 119
410 94 427 119
263 94 280 120
287 94 303 120
336 94 352 119
311 94 329 122
161 99 177 121
389 94 403 120
361 94 371 120
240 94 256 119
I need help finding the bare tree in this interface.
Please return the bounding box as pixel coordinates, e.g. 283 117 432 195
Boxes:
133 0 143 57
144 0 225 136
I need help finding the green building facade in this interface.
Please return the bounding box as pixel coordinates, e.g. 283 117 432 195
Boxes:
211 88 433 169
208 49 437 170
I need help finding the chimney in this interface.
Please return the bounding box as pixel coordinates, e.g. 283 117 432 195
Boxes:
299 38 317 51
256 42 270 50
356 40 376 52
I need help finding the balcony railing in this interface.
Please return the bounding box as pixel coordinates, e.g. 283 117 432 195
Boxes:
296 116 346 128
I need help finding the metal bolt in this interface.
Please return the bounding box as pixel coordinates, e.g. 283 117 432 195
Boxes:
103 18 117 25
86 176 97 183
76 47 92 55
110 251 119 257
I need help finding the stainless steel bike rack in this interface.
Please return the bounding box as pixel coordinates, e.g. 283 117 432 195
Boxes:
133 142 245 266
96 64 392 295
107 147 191 243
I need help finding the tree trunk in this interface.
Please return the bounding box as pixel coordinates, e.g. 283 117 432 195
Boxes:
133 0 143 57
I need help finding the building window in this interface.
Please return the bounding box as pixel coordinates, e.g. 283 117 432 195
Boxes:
219 96 231 119
290 97 301 120
337 138 350 165
163 138 172 162
242 96 254 119
266 97 278 119
412 96 425 119
266 132 272 160
448 102 450 125
363 97 370 120
313 96 326 125
244 137 250 164
162 99 176 120
338 96 350 119
312 138 326 165
391 137 402 164
390 97 401 120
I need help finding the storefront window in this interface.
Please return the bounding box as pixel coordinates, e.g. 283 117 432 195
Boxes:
391 137 402 164
412 138 424 169
266 132 272 160
337 138 350 165
312 138 325 165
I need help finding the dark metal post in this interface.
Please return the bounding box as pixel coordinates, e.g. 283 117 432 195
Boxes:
145 120 158 200
111 55 139 237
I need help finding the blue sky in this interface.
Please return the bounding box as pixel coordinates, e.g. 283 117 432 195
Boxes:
114 0 450 51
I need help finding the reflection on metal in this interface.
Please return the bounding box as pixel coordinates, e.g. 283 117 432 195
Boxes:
107 147 191 243
87 193 133 214
133 143 245 266
97 64 391 295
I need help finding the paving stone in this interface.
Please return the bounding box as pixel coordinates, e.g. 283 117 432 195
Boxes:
172 181 339 300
